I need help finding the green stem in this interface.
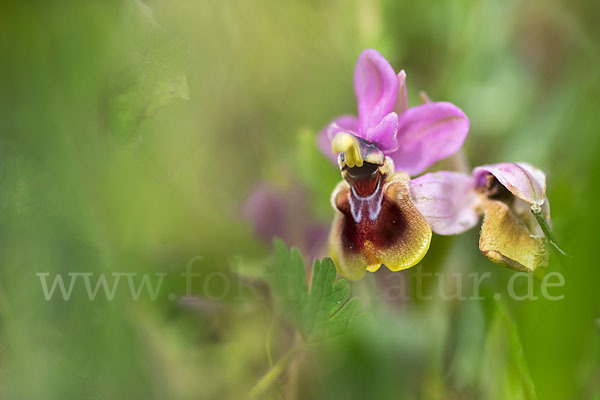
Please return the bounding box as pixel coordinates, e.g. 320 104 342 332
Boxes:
249 345 299 399
531 206 569 260
266 319 275 369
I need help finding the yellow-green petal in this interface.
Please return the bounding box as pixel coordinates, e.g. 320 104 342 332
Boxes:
479 199 548 272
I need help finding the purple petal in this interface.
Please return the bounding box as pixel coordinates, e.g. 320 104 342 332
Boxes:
354 49 399 134
472 162 546 206
242 183 288 242
394 70 408 115
243 183 330 259
317 115 359 163
365 112 398 152
389 102 469 176
409 171 480 235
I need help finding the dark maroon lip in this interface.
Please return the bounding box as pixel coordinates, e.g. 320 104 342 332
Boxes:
344 162 382 197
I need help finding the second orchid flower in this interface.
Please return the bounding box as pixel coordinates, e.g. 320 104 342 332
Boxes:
410 162 555 272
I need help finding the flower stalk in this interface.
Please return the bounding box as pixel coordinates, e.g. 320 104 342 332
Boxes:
531 205 569 259
249 344 300 399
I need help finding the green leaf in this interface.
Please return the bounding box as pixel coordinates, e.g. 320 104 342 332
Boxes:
480 303 537 400
267 240 361 343
268 240 308 330
101 0 189 138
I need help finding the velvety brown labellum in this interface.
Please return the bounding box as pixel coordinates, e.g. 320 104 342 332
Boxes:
329 172 432 280
479 198 548 272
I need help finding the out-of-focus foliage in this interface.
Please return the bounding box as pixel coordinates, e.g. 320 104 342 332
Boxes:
480 303 536 400
0 0 599 399
102 0 190 138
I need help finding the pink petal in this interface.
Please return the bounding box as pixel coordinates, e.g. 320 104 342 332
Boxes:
472 162 546 206
354 49 399 134
317 115 359 163
393 70 408 115
389 102 469 176
409 171 480 235
365 112 398 152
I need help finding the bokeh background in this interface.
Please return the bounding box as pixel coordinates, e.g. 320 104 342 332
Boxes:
1 0 599 399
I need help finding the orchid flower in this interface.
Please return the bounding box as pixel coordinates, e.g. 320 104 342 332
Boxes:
409 162 557 272
318 49 470 280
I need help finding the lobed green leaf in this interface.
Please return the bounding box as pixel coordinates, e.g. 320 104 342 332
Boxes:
267 240 361 343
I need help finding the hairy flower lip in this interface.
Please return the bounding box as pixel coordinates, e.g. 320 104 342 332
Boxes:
330 171 432 280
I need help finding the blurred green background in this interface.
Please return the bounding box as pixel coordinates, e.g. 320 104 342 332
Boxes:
1 0 599 399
